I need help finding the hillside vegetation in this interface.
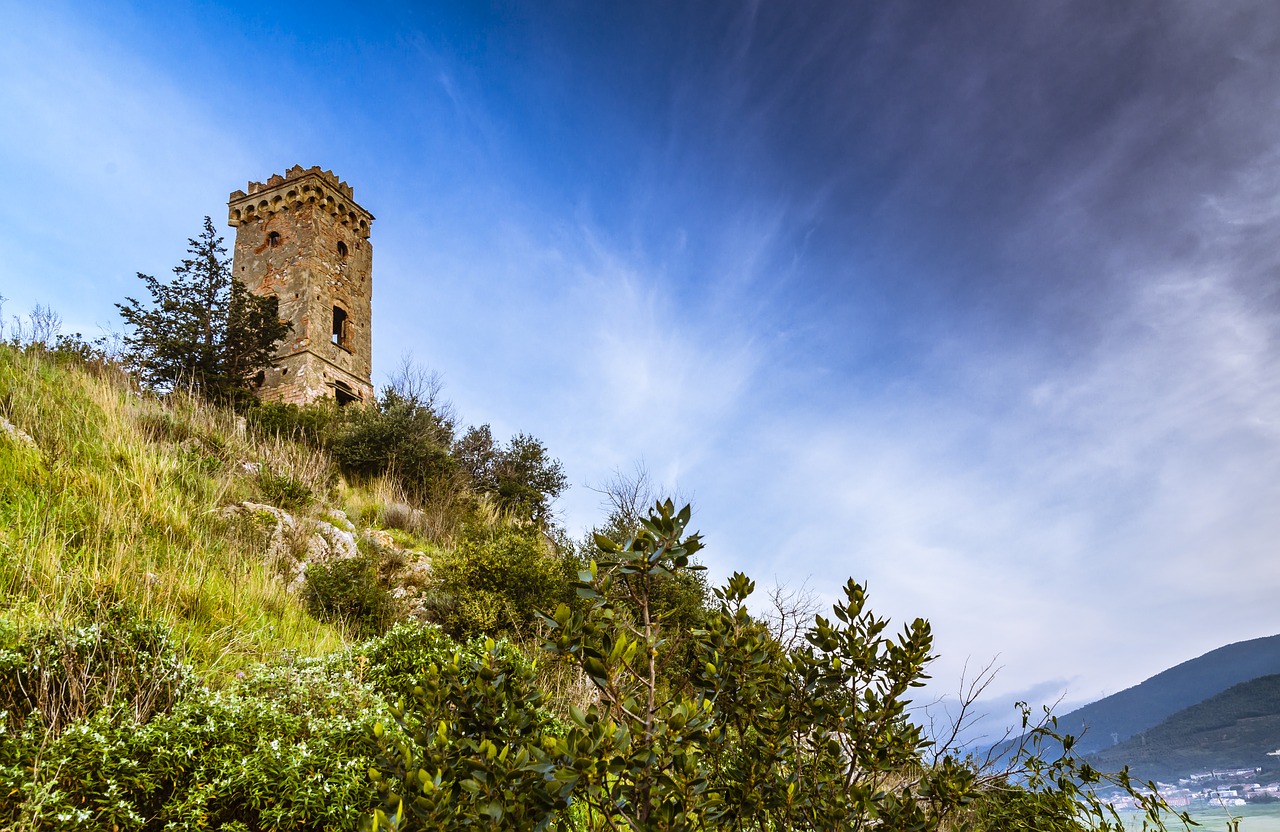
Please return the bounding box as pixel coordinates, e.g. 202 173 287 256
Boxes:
0 339 1187 830
0 342 349 674
1088 674 1280 783
1056 634 1280 757
0 339 581 827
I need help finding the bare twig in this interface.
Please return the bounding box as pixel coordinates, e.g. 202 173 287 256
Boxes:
764 577 821 652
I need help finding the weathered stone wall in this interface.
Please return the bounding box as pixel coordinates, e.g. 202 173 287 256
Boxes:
227 166 375 405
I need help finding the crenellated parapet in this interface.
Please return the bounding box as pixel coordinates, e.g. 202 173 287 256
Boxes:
228 165 375 238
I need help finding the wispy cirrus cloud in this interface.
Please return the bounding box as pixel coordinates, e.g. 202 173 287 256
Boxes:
707 222 1280 732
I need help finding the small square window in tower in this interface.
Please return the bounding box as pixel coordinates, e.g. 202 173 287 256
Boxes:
332 306 349 349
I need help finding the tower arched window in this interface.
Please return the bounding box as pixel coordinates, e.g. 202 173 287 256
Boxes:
337 240 348 259
267 231 281 248
333 379 358 406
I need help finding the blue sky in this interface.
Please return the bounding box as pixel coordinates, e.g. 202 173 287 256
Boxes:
4 0 1280 740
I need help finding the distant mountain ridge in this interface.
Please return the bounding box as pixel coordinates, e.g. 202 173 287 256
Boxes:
1057 634 1280 756
1086 674 1280 783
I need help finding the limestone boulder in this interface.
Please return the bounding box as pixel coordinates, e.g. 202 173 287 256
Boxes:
227 501 358 593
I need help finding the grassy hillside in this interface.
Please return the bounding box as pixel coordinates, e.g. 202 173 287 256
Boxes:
1087 674 1280 783
1054 634 1280 756
0 344 357 677
0 341 568 828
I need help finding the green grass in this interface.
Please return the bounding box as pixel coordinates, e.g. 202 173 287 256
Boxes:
0 345 350 680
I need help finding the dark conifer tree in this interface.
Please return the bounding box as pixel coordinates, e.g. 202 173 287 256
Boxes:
117 217 289 403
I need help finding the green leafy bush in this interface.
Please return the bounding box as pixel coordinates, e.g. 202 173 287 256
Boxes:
368 637 567 832
371 501 1191 832
337 621 473 702
0 622 511 830
0 606 188 735
329 390 458 502
454 426 567 523
245 376 567 536
303 552 396 638
0 659 389 831
421 524 576 639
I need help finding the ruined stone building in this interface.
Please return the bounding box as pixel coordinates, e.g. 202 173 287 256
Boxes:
227 166 374 405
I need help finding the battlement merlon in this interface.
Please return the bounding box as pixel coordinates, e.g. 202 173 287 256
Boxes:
227 166 375 239
259 165 355 197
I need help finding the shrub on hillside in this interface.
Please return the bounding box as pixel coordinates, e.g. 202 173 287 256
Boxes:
0 658 390 831
244 374 567 539
371 501 1191 832
578 478 715 693
367 637 565 831
420 525 576 640
583 529 712 693
329 389 459 502
333 621 530 705
454 426 567 524
0 606 188 735
0 622 502 831
303 550 396 638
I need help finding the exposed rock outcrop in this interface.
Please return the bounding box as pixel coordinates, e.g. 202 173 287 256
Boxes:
225 502 431 610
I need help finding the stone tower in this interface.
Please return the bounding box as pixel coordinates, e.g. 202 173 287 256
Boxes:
227 165 375 405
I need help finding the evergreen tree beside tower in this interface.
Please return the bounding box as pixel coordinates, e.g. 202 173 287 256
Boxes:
116 217 291 403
